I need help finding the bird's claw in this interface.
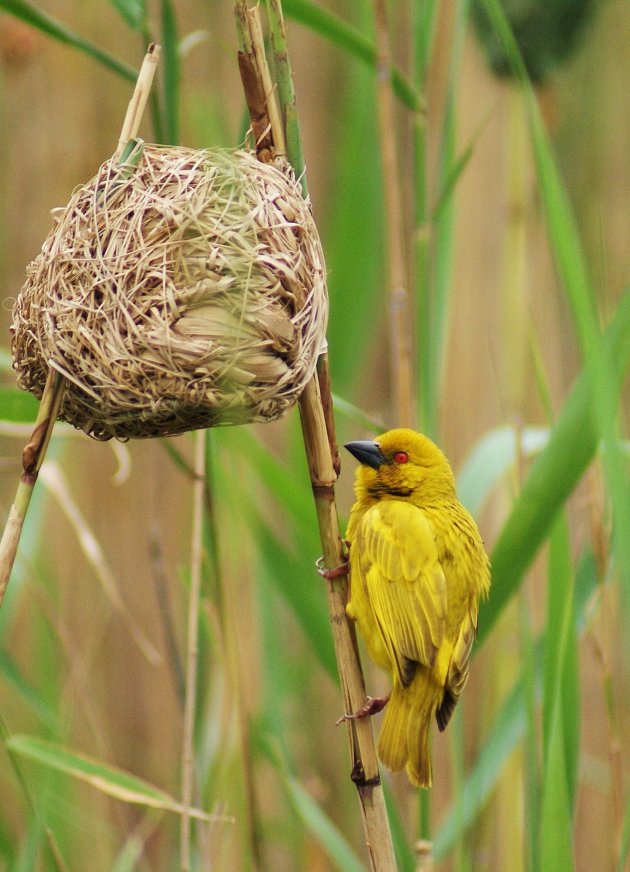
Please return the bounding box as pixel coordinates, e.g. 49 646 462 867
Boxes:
316 552 349 580
335 693 391 725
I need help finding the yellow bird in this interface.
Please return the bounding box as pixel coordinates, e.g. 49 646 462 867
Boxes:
343 428 490 788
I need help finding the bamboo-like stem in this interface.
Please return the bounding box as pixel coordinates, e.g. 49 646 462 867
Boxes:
247 6 286 156
180 430 206 872
233 4 398 869
298 376 398 872
0 369 65 606
235 1 277 163
373 0 415 428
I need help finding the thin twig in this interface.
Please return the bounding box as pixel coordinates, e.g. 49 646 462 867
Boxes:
234 4 398 869
180 429 207 872
373 0 415 427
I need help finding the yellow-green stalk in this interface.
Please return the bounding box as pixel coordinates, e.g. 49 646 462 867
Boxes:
234 3 398 869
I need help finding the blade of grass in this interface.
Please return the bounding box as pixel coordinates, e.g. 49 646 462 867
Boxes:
163 429 337 681
259 735 367 872
618 797 630 872
6 735 227 822
456 424 549 516
433 655 533 859
0 0 136 80
106 0 146 32
540 516 577 871
479 288 630 648
323 62 384 391
257 526 336 677
0 651 58 732
519 583 541 872
543 515 580 806
160 0 180 144
479 0 630 623
540 704 575 872
282 0 420 111
0 389 39 424
436 537 599 859
0 716 70 872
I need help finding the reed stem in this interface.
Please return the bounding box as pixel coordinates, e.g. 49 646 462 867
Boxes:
0 44 161 609
0 369 65 606
233 3 398 868
180 430 206 872
373 0 415 428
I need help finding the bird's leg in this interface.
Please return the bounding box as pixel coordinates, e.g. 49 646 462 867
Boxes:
315 541 350 580
336 692 391 725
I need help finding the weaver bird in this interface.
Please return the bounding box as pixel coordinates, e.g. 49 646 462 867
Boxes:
343 428 490 788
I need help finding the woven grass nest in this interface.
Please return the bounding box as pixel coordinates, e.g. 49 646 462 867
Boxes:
11 144 327 439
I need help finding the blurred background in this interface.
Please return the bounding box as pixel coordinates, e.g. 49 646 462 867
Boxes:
1 0 629 870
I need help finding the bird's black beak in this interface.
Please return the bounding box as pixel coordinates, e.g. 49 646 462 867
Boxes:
344 440 387 470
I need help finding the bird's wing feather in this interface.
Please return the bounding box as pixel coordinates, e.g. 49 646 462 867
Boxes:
353 501 447 685
447 601 477 696
436 600 478 730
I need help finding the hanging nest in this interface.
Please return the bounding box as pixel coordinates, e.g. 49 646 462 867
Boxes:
11 144 328 440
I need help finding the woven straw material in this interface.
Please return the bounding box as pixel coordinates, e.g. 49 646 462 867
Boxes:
11 145 327 439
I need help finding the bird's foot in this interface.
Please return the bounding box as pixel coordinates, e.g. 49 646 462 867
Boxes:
336 693 391 725
316 545 350 580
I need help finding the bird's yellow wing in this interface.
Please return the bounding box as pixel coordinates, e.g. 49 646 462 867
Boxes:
349 501 447 687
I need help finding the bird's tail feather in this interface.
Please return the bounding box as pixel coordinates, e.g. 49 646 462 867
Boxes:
406 718 432 788
377 679 433 788
377 682 411 774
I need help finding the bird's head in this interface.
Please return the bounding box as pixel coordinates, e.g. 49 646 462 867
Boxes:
345 428 456 502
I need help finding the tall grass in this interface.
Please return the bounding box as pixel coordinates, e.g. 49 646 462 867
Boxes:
0 1 629 870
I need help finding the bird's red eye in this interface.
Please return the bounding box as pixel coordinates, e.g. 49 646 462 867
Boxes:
393 451 409 464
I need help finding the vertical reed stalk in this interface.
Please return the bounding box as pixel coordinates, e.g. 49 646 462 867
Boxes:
411 3 437 838
0 43 161 609
373 0 415 428
0 368 65 605
265 0 306 194
588 474 625 868
234 4 398 869
180 429 206 872
413 0 438 438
